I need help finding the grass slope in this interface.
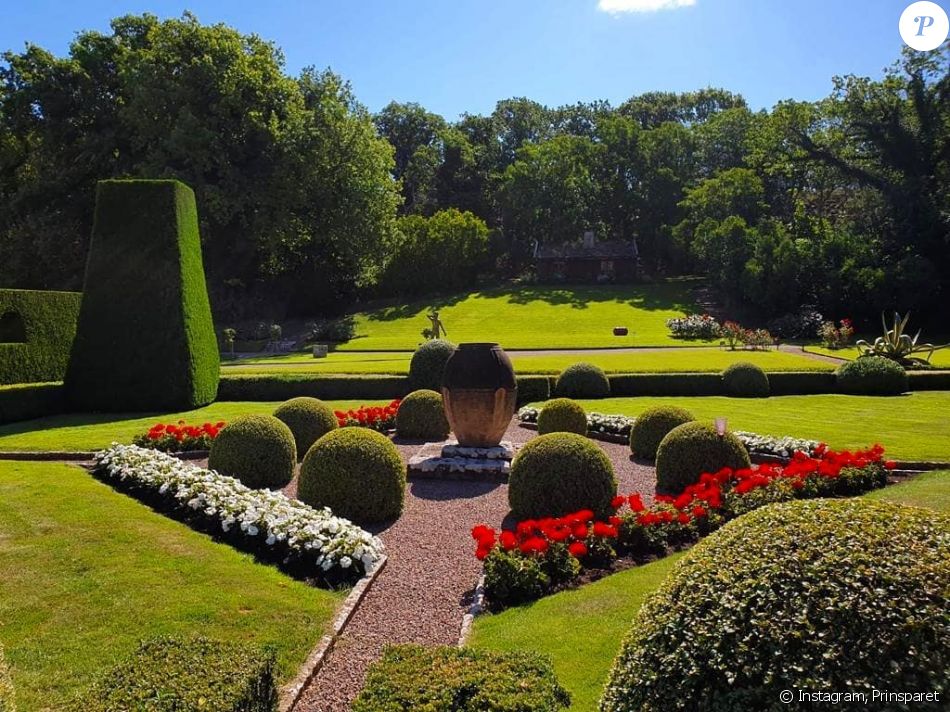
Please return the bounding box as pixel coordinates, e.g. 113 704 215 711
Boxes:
567 392 950 462
228 349 830 375
337 281 712 350
0 460 343 710
0 400 366 452
805 345 950 367
468 472 950 712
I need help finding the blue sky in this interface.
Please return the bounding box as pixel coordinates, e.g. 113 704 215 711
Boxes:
0 0 923 119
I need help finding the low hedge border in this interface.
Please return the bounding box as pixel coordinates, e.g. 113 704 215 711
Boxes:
0 382 65 425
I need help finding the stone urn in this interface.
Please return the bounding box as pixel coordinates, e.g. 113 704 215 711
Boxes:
441 343 517 447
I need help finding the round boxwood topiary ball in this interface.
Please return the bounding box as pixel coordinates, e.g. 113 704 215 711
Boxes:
654 421 750 494
396 389 450 440
298 428 405 524
555 362 610 399
835 356 908 395
273 396 338 457
600 499 950 712
509 432 616 519
721 361 770 398
628 405 694 460
208 414 296 489
408 339 457 391
537 398 588 436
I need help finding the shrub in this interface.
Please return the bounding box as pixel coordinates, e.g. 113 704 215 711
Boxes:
395 389 450 439
537 398 588 435
629 406 694 460
516 375 552 406
0 643 13 712
0 382 64 425
0 289 81 386
298 428 405 524
654 421 750 495
600 499 950 712
207 415 296 489
509 432 616 519
665 314 721 339
64 180 219 411
609 373 723 396
408 338 457 391
555 362 610 399
71 637 277 712
353 644 571 712
273 397 338 457
482 546 551 606
836 356 908 395
721 361 770 397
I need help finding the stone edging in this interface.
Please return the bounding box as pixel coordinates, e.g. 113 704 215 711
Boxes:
457 575 486 647
278 555 388 712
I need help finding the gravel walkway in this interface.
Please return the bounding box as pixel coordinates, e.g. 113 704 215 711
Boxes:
292 422 656 711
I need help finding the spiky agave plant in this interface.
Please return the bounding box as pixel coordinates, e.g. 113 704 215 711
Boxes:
855 311 947 367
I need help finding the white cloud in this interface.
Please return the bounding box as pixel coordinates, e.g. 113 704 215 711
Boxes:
598 0 696 14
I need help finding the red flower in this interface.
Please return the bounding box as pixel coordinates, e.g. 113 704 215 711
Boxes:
610 495 626 510
592 522 618 538
568 541 588 558
519 536 549 556
628 494 645 512
885 460 896 470
499 530 517 551
677 512 691 525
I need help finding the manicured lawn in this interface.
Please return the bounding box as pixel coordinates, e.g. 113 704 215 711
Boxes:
804 345 950 367
227 348 829 375
335 281 713 350
0 460 344 709
566 392 950 462
0 400 366 452
467 472 950 712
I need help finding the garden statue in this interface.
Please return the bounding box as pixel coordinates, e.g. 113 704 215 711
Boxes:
423 310 447 340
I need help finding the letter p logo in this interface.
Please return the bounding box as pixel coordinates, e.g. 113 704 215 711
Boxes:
900 2 949 50
914 14 935 34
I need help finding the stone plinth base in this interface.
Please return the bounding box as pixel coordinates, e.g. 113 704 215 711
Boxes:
407 440 518 481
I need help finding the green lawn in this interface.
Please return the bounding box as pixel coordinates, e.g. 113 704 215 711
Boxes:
565 392 950 462
804 345 950 367
0 460 344 710
335 281 714 350
227 348 829 375
468 472 949 711
0 400 366 452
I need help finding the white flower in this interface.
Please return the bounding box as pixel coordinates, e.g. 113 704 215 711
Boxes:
340 556 352 569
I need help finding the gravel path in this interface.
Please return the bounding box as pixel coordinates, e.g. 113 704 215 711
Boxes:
293 422 656 711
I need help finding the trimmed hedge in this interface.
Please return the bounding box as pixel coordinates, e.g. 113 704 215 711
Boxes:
0 643 13 712
908 370 950 390
655 421 751 495
509 432 617 519
629 405 694 460
721 362 770 398
65 180 220 411
299 427 405 524
609 373 724 397
353 644 571 712
555 362 610 398
219 374 409 401
0 382 65 425
395 389 450 439
0 289 81 386
408 339 456 391
273 397 337 457
71 636 277 712
767 370 836 395
836 356 908 395
537 398 588 436
601 499 950 712
516 375 553 406
208 415 297 489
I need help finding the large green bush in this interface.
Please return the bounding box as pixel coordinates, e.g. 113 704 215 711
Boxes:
395 389 450 440
0 289 81 386
64 180 219 411
537 398 588 435
0 383 64 425
628 405 694 460
408 339 457 391
721 361 770 397
71 637 277 712
353 644 570 712
208 414 296 489
555 362 610 398
836 356 908 395
273 396 337 457
509 432 616 519
601 499 950 712
654 421 750 494
298 427 405 524
0 643 14 712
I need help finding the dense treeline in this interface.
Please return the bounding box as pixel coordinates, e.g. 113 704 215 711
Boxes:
1 13 947 324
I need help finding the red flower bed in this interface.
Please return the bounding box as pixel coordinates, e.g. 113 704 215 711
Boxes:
133 420 225 452
334 399 401 432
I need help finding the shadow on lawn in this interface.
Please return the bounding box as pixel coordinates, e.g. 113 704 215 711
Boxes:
0 411 166 440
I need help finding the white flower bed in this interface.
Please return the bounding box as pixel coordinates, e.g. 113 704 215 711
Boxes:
517 407 822 458
94 444 384 580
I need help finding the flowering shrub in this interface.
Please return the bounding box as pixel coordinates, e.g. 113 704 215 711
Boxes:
474 444 892 607
818 318 854 349
133 420 224 452
722 321 774 350
666 314 721 340
94 444 384 582
335 399 400 432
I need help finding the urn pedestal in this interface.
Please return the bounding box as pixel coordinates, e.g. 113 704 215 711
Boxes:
441 342 517 448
